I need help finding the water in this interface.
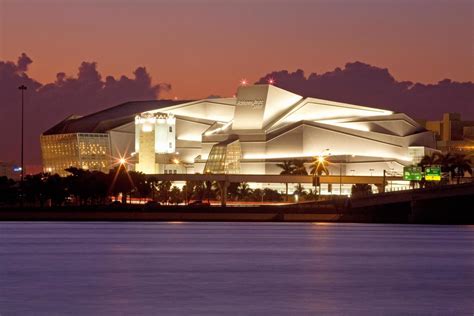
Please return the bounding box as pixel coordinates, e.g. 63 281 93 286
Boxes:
0 222 473 315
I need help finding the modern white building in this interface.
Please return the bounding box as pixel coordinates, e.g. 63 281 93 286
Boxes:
41 84 437 180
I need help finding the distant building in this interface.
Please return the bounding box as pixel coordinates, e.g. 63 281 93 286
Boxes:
0 161 19 180
422 113 474 155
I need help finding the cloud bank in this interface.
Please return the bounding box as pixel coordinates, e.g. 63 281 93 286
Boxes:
256 62 474 120
0 53 169 168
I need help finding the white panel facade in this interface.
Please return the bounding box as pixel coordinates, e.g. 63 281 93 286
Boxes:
118 84 437 176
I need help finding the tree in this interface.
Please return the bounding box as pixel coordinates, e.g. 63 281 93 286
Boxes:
293 183 307 197
189 179 206 201
418 154 439 168
262 188 283 202
237 182 252 201
451 153 472 184
157 181 172 204
309 157 329 176
252 188 264 203
291 160 308 175
351 184 373 197
169 186 183 205
44 174 67 206
65 167 88 204
0 176 17 205
23 173 47 206
277 160 295 201
227 182 240 201
418 152 472 184
306 188 318 201
130 171 150 202
107 166 136 204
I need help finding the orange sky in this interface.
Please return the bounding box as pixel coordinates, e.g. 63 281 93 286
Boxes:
1 0 473 100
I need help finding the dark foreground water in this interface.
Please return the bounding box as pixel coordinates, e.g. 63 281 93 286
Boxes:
0 222 473 315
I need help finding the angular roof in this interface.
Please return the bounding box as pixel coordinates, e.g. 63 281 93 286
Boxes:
43 100 191 135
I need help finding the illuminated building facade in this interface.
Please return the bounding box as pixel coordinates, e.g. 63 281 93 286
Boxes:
40 100 184 176
42 85 437 180
40 133 111 176
134 112 176 173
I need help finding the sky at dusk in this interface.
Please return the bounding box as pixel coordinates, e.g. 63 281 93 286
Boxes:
0 0 473 168
1 0 473 99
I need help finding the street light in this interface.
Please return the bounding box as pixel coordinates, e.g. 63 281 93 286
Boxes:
171 157 189 203
18 85 27 189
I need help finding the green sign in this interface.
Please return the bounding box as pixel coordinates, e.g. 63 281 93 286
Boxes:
425 166 441 181
403 166 422 181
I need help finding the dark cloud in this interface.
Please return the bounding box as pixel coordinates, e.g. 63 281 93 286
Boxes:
17 53 33 72
0 53 170 168
257 62 474 120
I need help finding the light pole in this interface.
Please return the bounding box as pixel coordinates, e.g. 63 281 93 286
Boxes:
18 85 27 188
172 158 189 204
339 162 342 195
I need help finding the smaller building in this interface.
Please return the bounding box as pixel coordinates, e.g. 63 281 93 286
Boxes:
0 161 20 180
423 113 474 155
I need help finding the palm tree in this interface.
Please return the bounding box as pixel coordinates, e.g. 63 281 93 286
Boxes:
418 154 439 169
157 181 172 204
309 157 329 176
306 188 318 201
418 152 472 184
451 153 472 184
277 160 295 201
237 182 252 201
435 152 455 174
418 153 442 188
293 183 306 198
291 160 308 175
309 156 330 196
291 160 308 200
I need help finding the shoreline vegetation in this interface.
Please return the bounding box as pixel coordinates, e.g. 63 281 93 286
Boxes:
1 181 473 224
1 153 472 223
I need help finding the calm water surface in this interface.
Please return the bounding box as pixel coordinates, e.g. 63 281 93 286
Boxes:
0 222 473 315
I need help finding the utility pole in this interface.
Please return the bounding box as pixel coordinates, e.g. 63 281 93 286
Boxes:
18 85 27 202
382 169 386 193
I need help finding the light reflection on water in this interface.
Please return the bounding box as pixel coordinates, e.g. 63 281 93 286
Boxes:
0 222 473 315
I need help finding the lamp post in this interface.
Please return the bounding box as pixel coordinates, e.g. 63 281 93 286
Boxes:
339 162 342 195
172 158 189 204
18 85 27 189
